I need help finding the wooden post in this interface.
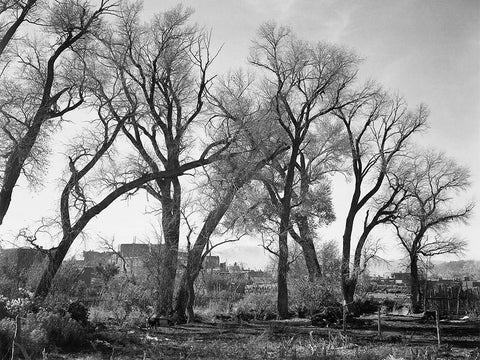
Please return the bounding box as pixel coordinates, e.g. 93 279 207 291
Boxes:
456 286 461 316
342 300 347 332
11 315 20 360
435 310 441 346
447 288 451 315
11 315 30 360
377 308 382 338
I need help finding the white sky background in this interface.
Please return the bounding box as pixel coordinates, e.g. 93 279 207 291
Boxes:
1 0 479 270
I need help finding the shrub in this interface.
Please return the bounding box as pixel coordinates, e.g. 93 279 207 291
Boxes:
235 292 277 321
88 306 116 327
25 309 87 349
0 318 14 357
99 274 154 314
68 301 89 324
0 309 87 358
289 278 341 316
348 298 379 317
125 307 148 328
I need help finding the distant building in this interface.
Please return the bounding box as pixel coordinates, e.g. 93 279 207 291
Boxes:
392 272 411 285
83 251 116 267
204 255 220 269
0 247 45 272
119 243 150 258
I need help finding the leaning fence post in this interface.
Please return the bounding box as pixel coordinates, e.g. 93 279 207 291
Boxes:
435 310 441 346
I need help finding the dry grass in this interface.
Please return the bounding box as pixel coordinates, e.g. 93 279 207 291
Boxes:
40 326 480 360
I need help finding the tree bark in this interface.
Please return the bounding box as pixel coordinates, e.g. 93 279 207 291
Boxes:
173 186 236 322
277 144 299 319
156 179 181 316
35 232 78 298
341 211 355 307
289 218 321 281
410 253 422 313
0 119 44 225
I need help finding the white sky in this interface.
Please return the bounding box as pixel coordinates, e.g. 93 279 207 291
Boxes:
1 0 479 270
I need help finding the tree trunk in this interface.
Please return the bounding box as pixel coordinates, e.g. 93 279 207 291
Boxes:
156 179 181 316
341 216 354 308
298 216 321 280
174 276 189 323
343 277 357 305
173 188 235 321
289 218 321 281
410 254 422 313
0 0 37 59
185 275 195 323
277 145 299 319
0 120 43 226
34 232 78 298
277 220 289 318
172 146 287 322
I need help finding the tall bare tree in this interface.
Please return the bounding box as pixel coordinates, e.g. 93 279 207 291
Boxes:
390 150 473 312
99 4 231 315
249 23 359 317
0 0 116 226
334 90 428 307
33 54 228 298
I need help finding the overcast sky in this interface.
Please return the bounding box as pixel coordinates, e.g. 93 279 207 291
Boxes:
1 0 479 270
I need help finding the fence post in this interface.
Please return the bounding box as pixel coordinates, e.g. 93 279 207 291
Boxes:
435 310 441 346
11 315 20 360
456 286 461 316
377 308 382 338
11 315 30 360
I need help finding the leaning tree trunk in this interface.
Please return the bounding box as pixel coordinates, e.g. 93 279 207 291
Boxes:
290 216 321 281
0 118 45 226
410 253 422 313
35 232 78 298
174 186 237 322
172 145 288 322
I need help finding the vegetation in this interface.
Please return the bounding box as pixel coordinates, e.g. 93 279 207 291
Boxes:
0 1 475 358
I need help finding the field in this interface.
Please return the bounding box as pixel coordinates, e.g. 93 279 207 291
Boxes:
43 315 480 359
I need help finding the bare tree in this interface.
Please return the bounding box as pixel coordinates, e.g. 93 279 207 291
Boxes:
334 90 428 307
283 121 346 281
33 44 228 298
93 4 234 315
0 0 116 226
390 150 473 312
249 22 359 317
172 70 288 322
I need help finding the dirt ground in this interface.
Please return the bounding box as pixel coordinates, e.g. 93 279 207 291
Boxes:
50 316 480 359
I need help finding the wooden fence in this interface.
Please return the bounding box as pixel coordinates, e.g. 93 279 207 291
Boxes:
425 284 480 317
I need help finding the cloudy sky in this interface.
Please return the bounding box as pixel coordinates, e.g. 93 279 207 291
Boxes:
2 0 479 269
